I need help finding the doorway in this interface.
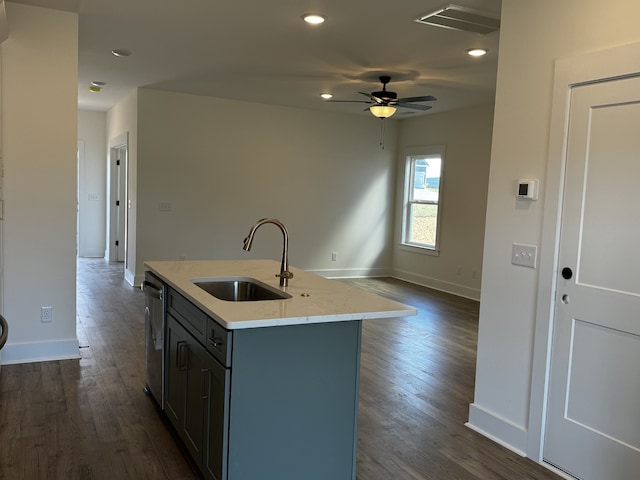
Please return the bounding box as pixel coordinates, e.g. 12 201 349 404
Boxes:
108 133 128 267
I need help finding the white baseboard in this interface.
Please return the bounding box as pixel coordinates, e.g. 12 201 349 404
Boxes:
125 269 138 287
0 338 80 365
392 268 481 301
307 267 480 302
309 267 393 279
78 249 106 258
466 403 528 456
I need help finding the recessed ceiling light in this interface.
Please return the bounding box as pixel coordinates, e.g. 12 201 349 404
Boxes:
302 14 326 25
320 93 333 100
467 48 488 57
111 49 132 57
90 81 106 87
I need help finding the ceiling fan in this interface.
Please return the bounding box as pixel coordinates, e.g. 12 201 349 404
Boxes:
326 75 437 118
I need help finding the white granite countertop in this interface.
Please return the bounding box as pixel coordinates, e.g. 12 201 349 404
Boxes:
145 259 416 329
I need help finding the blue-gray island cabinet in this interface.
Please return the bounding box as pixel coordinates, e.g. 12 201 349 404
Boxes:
145 260 416 480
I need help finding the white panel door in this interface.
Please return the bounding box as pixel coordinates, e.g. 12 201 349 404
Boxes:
116 146 126 263
543 75 640 479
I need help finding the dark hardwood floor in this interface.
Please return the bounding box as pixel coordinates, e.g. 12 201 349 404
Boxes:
0 259 560 479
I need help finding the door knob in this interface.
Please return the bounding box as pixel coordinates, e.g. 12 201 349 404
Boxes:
561 267 573 280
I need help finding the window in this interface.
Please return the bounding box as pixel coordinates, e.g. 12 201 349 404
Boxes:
402 147 444 253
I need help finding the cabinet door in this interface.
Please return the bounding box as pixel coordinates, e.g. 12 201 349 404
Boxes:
203 353 230 480
182 334 207 464
164 313 187 428
165 314 207 467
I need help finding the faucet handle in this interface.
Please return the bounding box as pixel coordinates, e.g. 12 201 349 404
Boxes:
276 271 294 280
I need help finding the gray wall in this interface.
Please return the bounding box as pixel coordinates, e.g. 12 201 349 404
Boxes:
131 88 399 284
105 88 492 294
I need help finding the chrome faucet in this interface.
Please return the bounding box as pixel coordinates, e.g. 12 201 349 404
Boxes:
243 218 294 287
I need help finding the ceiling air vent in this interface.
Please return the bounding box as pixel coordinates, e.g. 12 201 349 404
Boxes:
414 4 500 35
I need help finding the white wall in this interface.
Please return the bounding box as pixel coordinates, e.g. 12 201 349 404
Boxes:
1 3 78 363
130 88 397 285
469 0 640 458
78 110 107 257
393 104 493 300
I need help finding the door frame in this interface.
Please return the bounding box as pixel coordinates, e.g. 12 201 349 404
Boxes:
527 41 640 464
77 139 83 257
107 132 128 266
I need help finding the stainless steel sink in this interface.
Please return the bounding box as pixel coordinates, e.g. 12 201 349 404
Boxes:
192 277 292 302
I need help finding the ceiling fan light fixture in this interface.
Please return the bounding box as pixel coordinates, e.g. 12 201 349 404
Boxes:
370 105 397 119
467 48 487 57
302 14 326 25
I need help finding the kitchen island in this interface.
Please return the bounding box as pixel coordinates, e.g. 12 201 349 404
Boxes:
145 259 416 480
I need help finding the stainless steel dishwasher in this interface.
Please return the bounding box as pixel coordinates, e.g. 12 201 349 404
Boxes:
143 271 165 408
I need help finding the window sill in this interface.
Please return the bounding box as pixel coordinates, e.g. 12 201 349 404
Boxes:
399 243 440 257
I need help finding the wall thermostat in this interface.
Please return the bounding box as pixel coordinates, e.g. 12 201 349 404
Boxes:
517 179 538 200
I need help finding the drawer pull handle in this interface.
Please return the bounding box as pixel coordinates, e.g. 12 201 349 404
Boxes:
201 368 209 400
177 341 188 371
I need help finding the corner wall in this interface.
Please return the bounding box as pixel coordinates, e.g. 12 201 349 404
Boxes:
1 3 78 363
393 104 494 300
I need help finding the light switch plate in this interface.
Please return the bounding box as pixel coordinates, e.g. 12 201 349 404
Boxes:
512 243 537 268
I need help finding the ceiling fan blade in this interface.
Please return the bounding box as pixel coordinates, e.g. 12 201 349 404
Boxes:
325 99 373 104
359 91 383 103
397 95 437 103
396 103 433 111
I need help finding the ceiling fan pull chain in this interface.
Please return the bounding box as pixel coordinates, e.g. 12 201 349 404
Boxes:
380 118 385 149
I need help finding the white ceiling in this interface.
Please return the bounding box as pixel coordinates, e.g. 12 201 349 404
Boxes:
9 0 502 116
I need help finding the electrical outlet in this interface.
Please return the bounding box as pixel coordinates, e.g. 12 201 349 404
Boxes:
331 252 337 262
41 306 53 323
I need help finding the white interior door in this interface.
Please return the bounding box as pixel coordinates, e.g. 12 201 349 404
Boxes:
115 146 126 263
543 75 640 479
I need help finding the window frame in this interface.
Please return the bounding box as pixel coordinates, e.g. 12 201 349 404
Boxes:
400 145 445 256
